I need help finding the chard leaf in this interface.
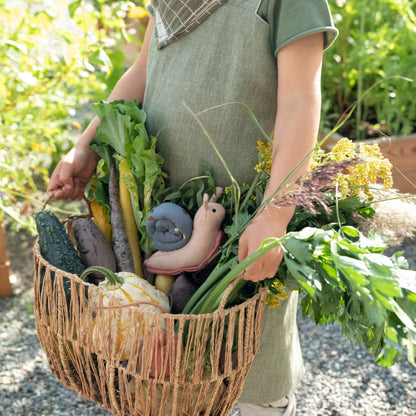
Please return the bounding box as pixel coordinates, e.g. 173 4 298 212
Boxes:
90 137 114 168
94 108 129 157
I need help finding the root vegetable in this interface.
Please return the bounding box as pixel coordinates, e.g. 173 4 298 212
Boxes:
90 197 112 244
155 274 176 296
109 164 135 272
72 218 117 273
119 176 144 277
139 331 179 379
169 274 199 314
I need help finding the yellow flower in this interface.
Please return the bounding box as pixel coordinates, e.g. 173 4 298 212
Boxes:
224 186 233 195
255 140 272 173
72 121 82 130
328 137 356 162
265 280 288 308
128 6 149 19
342 142 392 197
317 138 393 198
31 142 43 152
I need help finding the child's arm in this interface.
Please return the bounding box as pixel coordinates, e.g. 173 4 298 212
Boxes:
239 32 324 282
47 17 155 201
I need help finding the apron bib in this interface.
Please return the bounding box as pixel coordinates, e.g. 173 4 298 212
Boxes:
143 0 304 402
144 0 277 189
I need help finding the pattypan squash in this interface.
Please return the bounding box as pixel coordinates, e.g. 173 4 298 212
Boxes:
81 266 170 360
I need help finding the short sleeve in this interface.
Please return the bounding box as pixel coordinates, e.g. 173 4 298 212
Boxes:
258 0 339 56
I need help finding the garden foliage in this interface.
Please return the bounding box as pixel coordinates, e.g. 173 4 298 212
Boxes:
0 0 147 230
322 0 416 140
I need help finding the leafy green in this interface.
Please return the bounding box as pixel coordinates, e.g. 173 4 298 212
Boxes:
89 100 166 252
281 226 416 367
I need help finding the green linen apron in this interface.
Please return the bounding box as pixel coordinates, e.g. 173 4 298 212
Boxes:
143 0 304 402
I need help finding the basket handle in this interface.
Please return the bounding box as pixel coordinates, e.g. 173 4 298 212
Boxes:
42 190 92 217
217 276 242 311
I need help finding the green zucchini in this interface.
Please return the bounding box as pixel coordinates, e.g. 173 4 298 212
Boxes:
35 210 86 274
34 210 86 307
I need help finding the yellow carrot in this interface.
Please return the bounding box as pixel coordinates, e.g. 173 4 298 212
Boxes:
119 176 144 278
90 197 112 245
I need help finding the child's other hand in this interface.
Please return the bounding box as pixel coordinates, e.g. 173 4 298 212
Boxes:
238 207 291 282
47 145 99 201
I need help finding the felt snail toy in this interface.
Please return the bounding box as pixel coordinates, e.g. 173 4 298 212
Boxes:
144 188 225 275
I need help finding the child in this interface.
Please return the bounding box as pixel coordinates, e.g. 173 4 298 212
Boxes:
48 1 338 414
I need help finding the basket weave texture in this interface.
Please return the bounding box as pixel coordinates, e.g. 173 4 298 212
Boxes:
33 240 267 416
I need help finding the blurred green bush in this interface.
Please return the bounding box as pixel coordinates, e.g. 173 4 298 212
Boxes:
322 0 416 140
0 0 147 232
2 0 415 232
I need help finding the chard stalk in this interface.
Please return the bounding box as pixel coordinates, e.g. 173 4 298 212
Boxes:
182 261 234 314
194 237 284 314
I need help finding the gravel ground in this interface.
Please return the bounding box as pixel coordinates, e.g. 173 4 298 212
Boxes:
1 229 415 416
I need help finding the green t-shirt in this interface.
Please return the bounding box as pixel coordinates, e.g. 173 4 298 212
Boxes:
256 0 338 56
148 0 338 57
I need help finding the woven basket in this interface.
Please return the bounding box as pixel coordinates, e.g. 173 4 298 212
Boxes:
33 240 268 416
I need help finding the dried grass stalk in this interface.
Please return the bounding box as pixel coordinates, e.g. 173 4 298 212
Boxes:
353 189 416 246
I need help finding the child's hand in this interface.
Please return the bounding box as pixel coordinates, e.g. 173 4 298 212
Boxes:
238 207 290 282
47 145 99 201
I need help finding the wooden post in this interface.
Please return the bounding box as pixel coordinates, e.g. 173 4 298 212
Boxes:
0 221 13 298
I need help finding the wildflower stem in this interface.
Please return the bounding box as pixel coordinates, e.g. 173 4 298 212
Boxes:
183 101 241 216
178 175 210 191
334 183 343 229
194 101 272 145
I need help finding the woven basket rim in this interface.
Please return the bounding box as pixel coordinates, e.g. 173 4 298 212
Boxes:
33 238 267 319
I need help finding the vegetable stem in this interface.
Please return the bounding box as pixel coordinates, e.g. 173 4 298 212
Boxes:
182 260 234 314
80 266 124 289
192 237 283 314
